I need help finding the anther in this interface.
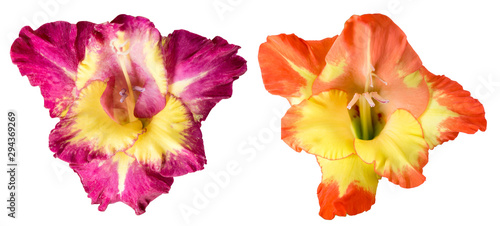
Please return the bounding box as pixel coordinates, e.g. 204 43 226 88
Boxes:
363 92 375 107
119 88 128 103
133 86 145 92
370 92 389 104
120 96 127 103
347 93 361 110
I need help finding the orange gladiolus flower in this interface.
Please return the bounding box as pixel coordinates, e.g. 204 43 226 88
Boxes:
258 14 486 219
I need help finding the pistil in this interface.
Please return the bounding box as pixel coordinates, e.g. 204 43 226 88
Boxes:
118 56 137 122
112 38 137 123
359 95 373 140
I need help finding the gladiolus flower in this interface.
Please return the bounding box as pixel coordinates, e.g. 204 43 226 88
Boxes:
11 14 246 214
258 14 486 219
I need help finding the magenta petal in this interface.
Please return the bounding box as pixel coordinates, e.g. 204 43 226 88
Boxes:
71 153 173 214
112 15 167 118
154 121 206 177
94 15 167 120
164 30 247 121
110 14 156 32
49 119 110 163
130 63 167 119
10 21 95 118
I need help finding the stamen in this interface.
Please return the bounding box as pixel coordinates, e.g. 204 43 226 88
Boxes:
370 92 389 104
120 95 127 103
371 72 388 86
133 86 145 92
363 92 375 107
119 88 127 96
347 93 361 110
119 88 128 103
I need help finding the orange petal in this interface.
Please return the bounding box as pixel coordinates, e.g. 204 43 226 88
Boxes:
282 90 356 159
317 155 380 220
313 14 429 118
259 34 336 105
354 109 429 188
418 68 487 149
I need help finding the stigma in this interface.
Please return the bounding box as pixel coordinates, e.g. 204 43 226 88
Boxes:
369 65 388 88
110 39 130 56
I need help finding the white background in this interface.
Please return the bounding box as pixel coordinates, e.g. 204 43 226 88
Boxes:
1 0 499 225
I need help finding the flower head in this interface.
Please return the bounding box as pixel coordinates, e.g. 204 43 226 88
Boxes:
11 14 246 214
258 14 486 219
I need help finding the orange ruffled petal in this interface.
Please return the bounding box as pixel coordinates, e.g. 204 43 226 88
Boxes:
259 34 336 105
418 68 487 149
317 155 380 220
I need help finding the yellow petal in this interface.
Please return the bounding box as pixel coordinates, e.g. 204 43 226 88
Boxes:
354 109 428 188
282 90 356 160
50 81 144 163
126 94 206 177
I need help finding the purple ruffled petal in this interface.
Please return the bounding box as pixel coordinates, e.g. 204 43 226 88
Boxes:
164 29 247 121
10 21 95 118
71 153 173 214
